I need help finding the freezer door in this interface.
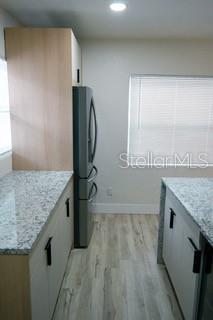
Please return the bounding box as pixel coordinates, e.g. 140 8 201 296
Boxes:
77 182 97 247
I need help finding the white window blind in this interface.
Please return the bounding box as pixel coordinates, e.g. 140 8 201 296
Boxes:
0 59 11 154
128 75 213 166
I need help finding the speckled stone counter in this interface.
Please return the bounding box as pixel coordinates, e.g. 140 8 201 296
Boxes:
157 177 213 263
0 171 73 255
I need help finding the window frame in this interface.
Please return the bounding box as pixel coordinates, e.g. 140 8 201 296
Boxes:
127 74 213 168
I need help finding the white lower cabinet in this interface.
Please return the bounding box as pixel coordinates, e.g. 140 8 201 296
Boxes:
48 196 73 316
0 179 73 320
163 189 201 320
30 180 73 320
30 229 50 320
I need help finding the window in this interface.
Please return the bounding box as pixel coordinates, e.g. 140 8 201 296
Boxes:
0 59 11 154
128 75 213 167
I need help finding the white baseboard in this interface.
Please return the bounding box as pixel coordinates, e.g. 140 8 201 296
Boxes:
92 203 159 214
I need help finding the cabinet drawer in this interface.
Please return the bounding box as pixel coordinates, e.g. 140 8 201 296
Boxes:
56 180 73 214
167 189 200 248
48 194 73 317
163 191 183 292
29 213 56 320
58 180 74 249
163 191 176 276
177 229 201 320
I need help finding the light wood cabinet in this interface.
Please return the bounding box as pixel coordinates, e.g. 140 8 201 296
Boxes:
71 31 82 86
5 28 81 171
163 188 201 320
0 179 73 320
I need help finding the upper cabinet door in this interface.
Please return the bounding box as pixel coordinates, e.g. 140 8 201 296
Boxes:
5 28 73 171
71 31 82 86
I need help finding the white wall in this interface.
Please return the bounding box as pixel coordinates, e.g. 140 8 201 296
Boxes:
0 8 19 177
82 39 213 213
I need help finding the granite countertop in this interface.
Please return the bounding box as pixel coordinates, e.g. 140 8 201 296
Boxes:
162 177 213 247
0 170 73 255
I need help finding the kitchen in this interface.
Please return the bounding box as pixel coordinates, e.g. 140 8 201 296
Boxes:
0 1 213 319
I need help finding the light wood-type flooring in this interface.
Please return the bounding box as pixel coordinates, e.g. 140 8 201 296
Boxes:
53 214 183 320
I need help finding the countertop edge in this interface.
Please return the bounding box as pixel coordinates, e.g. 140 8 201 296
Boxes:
162 178 213 247
0 171 74 255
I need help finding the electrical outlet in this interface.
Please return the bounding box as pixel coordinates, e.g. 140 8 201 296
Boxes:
107 187 113 197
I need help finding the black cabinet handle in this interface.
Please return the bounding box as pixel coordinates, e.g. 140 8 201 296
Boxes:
77 69 80 83
188 237 201 273
66 198 70 217
45 237 53 266
169 208 176 229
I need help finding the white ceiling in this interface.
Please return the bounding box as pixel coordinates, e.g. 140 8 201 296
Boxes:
1 0 213 40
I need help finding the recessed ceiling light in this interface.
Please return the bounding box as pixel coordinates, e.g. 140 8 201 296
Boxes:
110 2 127 12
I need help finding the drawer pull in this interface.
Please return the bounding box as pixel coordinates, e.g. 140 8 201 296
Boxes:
45 237 53 266
66 198 70 217
188 237 201 273
169 208 176 229
77 69 80 83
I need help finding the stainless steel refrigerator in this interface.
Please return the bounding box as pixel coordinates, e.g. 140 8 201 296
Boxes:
73 86 98 248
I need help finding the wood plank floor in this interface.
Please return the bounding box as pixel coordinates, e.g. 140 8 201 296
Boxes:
53 214 183 320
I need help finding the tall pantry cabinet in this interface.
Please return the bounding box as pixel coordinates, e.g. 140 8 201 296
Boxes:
5 28 82 170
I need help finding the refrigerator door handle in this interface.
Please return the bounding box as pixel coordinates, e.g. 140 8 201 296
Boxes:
88 182 98 203
91 98 97 162
88 165 98 183
88 100 92 162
